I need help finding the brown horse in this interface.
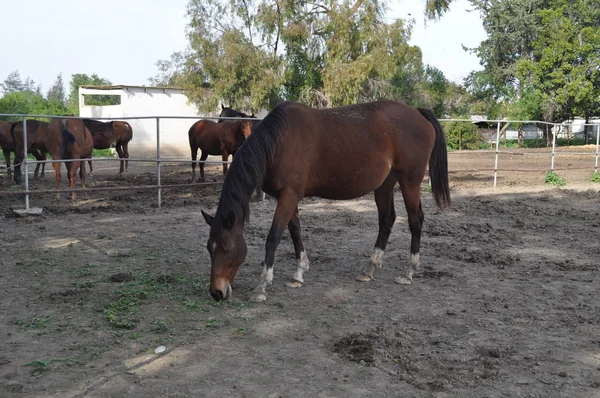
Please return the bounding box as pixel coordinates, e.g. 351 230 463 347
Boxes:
0 121 15 178
11 120 51 183
218 105 255 122
188 119 253 182
46 118 94 200
113 121 133 174
201 100 451 302
81 119 117 175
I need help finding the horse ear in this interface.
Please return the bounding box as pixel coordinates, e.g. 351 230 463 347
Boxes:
221 104 225 110
201 210 214 226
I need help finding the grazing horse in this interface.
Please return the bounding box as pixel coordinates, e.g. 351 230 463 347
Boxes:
112 121 133 174
81 119 117 175
0 121 15 178
11 120 51 183
188 119 253 182
46 118 94 200
201 100 451 302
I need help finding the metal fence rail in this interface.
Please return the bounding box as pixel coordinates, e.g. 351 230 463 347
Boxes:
1 114 599 211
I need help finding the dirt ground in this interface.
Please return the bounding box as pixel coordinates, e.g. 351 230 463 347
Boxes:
0 147 599 397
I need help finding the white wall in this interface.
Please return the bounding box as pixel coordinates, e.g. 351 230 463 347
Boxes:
79 86 209 158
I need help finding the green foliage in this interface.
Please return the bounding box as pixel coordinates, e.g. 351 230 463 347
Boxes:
1 70 39 94
0 90 70 121
26 358 82 378
442 121 483 150
17 316 53 329
590 172 600 183
46 73 66 105
544 171 566 186
67 73 118 116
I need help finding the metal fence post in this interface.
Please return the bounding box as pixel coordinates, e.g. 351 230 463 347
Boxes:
22 116 30 210
551 123 557 171
493 121 501 187
156 117 162 208
595 125 600 174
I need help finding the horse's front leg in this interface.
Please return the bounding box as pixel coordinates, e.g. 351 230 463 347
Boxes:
221 151 229 176
252 189 300 302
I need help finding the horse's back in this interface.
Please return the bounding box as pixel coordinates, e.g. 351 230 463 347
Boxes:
261 100 436 199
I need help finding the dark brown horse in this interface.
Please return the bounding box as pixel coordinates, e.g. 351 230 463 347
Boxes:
81 119 117 175
188 119 253 182
46 118 94 200
0 121 15 178
11 120 51 183
201 100 451 302
218 105 255 122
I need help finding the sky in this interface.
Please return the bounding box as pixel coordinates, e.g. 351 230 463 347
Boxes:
0 0 485 95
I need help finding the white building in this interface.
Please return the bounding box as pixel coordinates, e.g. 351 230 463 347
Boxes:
78 85 209 158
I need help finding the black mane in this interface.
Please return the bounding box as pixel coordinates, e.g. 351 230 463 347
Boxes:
211 103 291 239
82 119 112 135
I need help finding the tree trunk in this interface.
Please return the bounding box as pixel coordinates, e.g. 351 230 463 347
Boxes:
518 125 524 147
584 115 590 145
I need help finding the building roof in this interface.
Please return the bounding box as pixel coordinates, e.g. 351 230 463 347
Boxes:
79 85 184 91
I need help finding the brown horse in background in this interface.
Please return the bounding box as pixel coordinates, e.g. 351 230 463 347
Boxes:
11 120 51 183
201 100 451 302
188 119 253 182
46 119 94 200
0 121 15 178
81 119 117 175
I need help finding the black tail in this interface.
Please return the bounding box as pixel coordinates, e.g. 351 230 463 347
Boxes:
60 119 76 144
418 108 451 209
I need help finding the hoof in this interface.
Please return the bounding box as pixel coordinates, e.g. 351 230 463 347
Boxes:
395 276 412 285
250 292 267 302
285 280 303 288
356 274 373 282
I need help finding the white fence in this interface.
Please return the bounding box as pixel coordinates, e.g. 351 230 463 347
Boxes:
1 115 600 212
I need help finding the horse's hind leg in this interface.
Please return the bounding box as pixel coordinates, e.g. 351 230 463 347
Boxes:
253 189 300 302
285 205 309 288
4 149 12 179
395 180 424 285
116 144 125 174
52 160 62 200
357 174 397 282
199 151 209 182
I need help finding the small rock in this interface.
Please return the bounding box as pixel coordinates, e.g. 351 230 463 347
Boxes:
558 371 568 377
155 346 167 354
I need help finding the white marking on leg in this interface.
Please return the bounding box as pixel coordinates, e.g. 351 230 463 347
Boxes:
371 248 384 267
395 252 419 285
357 248 384 282
252 263 272 302
411 253 420 270
288 250 309 288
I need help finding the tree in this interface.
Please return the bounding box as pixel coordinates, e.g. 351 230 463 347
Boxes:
0 91 70 121
47 73 66 105
521 0 600 143
67 74 119 116
152 0 427 112
1 70 39 94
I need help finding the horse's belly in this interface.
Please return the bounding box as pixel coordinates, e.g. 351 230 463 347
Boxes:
305 160 391 200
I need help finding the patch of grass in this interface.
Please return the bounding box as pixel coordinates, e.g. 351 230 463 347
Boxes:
204 318 219 328
92 148 115 157
150 318 170 334
73 279 97 289
103 273 170 330
182 298 208 312
590 172 600 183
26 358 82 378
17 316 53 329
544 171 566 186
45 258 57 266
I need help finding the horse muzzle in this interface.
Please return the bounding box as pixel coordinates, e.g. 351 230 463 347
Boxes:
210 280 232 301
